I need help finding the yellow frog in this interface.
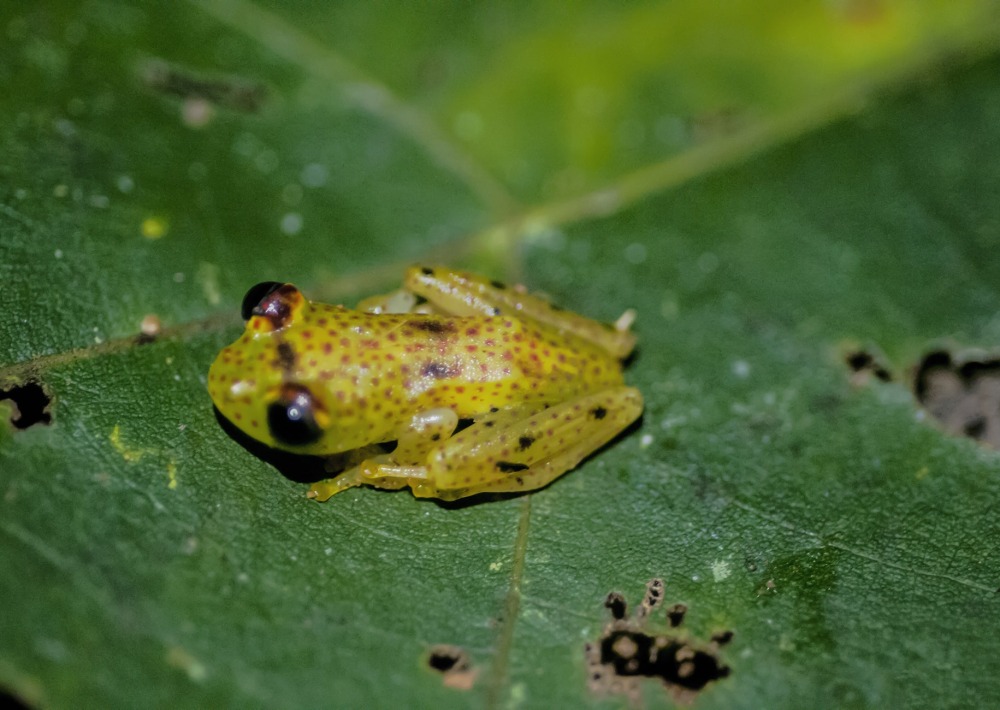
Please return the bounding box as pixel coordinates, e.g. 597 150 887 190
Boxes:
208 266 643 501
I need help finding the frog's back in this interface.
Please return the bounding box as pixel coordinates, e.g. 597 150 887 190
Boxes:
299 305 623 427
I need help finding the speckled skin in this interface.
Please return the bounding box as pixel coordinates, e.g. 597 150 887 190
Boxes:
208 266 643 500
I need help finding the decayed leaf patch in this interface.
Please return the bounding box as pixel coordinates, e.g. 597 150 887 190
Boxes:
140 59 268 113
914 349 1000 448
585 579 731 705
845 349 893 385
426 644 478 690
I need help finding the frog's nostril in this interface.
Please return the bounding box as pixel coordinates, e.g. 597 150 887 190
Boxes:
241 281 284 321
267 383 323 447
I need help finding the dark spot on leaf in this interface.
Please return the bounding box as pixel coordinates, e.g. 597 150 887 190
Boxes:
420 266 435 276
427 645 477 690
484 422 494 428
590 406 608 420
846 350 871 370
845 349 892 382
587 580 730 704
428 648 462 672
496 461 528 473
914 350 954 401
431 433 441 441
492 307 501 316
914 349 1000 448
518 435 535 451
616 579 665 621
711 630 734 645
643 578 663 610
964 416 987 440
141 59 267 111
490 279 506 290
666 603 687 627
489 407 499 413
604 592 627 620
1 381 53 429
598 630 727 686
138 313 164 339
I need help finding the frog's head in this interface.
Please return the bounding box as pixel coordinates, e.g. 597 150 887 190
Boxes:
208 282 332 452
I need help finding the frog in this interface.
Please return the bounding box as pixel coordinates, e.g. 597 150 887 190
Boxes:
207 265 643 501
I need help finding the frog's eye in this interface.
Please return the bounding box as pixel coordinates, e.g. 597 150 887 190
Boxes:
241 281 284 320
242 282 303 329
267 383 324 447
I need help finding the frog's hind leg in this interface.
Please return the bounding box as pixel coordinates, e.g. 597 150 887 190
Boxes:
404 266 637 358
423 386 643 501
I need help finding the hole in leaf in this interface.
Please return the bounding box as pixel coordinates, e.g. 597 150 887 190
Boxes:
586 579 731 705
711 630 734 645
1 381 53 429
666 603 688 628
427 645 478 690
604 592 627 620
845 349 892 383
913 349 1000 448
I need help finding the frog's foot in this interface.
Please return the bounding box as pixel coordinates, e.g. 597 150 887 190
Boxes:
420 386 644 501
307 408 458 501
307 467 367 501
307 458 422 500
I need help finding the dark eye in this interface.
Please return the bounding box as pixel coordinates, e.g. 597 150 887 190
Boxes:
267 384 323 447
241 281 284 321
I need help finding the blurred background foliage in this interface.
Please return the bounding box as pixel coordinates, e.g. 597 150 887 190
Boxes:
2 1 1000 708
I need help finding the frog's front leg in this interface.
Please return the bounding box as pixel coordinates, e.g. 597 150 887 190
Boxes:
307 408 458 500
423 386 644 501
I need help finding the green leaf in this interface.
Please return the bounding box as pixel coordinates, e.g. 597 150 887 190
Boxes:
3 2 1000 708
